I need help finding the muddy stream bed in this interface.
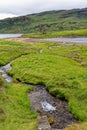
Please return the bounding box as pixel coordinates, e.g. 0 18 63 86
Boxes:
0 62 77 129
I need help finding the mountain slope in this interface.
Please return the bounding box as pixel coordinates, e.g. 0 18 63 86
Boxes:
0 8 87 33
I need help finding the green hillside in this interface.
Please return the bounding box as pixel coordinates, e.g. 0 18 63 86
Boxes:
0 8 87 33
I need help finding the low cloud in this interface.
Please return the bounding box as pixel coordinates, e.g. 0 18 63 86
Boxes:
0 0 87 19
0 13 18 20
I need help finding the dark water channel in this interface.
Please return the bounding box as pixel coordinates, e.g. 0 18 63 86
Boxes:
0 62 77 129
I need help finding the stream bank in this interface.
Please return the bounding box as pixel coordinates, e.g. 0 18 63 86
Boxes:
0 62 77 130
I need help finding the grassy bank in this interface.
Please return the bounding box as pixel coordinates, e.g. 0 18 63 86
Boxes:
23 29 87 38
8 51 87 121
0 39 87 129
0 40 37 130
0 75 37 130
7 42 87 126
0 39 36 66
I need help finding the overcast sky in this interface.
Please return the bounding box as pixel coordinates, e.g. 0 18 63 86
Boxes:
0 0 87 19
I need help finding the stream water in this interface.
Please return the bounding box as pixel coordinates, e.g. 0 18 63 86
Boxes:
0 63 12 82
0 62 77 129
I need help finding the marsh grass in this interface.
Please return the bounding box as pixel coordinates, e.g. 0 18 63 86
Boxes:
0 40 34 66
0 39 87 129
7 43 87 122
0 76 37 130
23 29 87 38
0 40 38 130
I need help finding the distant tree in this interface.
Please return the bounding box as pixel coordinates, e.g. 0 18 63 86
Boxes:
39 24 46 34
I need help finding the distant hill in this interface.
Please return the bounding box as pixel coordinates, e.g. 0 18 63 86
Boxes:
0 8 87 33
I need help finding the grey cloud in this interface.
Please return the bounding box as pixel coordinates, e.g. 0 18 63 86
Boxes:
0 0 87 16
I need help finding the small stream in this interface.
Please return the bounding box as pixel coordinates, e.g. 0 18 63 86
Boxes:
0 62 77 129
0 63 12 82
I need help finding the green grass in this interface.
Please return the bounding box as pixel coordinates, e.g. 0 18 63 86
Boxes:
23 29 87 38
0 40 38 130
7 43 87 122
0 76 37 130
0 39 37 66
65 122 87 130
0 39 87 129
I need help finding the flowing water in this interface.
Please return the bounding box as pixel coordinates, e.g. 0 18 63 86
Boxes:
0 63 12 82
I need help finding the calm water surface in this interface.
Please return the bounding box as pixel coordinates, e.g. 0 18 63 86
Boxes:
44 37 87 43
0 34 22 39
0 34 87 43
